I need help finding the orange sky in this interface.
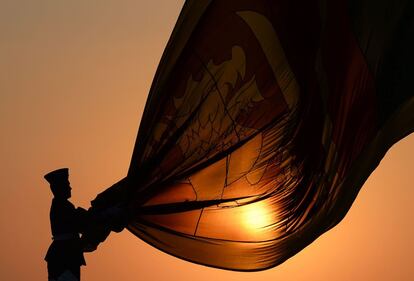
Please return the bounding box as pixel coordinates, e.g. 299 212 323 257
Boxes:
0 1 413 280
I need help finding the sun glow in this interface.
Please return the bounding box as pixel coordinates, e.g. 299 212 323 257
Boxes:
242 201 274 231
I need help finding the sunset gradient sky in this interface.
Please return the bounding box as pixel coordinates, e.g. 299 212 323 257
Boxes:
0 1 413 280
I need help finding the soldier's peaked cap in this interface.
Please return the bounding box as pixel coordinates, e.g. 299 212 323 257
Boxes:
44 168 69 185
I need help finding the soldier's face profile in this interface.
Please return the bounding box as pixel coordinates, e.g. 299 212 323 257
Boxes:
64 180 72 199
53 179 71 199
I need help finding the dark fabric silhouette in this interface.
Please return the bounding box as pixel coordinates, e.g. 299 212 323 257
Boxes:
44 168 88 281
81 0 414 271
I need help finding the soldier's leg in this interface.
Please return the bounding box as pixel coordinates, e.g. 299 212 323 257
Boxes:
47 261 64 281
48 262 80 281
54 269 79 281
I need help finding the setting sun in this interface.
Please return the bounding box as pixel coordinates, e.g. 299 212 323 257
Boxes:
241 201 275 233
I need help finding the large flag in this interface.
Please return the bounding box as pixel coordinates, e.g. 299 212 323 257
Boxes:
86 0 414 271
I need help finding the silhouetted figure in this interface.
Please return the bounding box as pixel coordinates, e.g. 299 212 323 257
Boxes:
44 168 88 281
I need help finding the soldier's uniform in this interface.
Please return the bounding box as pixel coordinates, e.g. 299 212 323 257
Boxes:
44 168 88 281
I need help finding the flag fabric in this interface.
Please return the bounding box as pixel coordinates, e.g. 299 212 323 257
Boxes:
87 0 414 271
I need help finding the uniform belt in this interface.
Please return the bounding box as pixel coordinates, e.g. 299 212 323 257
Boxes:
52 233 80 241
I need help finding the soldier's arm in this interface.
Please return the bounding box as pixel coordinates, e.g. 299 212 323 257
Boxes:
75 206 90 233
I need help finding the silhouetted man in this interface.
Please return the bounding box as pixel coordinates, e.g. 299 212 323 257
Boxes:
44 168 88 281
